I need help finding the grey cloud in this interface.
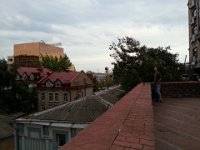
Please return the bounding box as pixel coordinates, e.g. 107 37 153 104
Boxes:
0 0 189 71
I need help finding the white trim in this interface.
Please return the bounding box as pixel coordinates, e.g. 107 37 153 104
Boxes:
94 85 121 96
31 97 85 117
16 120 88 129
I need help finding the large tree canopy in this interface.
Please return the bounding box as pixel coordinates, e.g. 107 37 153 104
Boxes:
110 36 184 91
40 54 72 71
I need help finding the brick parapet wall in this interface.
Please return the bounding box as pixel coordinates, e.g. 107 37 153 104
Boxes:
161 82 200 98
60 83 155 150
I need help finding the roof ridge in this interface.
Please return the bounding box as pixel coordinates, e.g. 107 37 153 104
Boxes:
31 97 86 117
96 96 113 107
70 71 80 82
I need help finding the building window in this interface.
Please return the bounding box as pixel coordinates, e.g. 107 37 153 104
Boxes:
49 93 53 101
46 80 53 87
28 128 41 139
55 80 61 87
22 73 28 81
16 74 21 81
56 134 66 147
17 123 24 135
29 74 34 81
43 126 49 137
193 9 197 17
71 128 77 138
41 93 45 100
64 93 68 102
55 93 59 101
192 26 198 34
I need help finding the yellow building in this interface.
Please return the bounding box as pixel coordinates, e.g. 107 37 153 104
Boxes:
14 42 64 67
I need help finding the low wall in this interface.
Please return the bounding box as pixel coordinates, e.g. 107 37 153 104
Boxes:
161 82 200 98
60 83 155 150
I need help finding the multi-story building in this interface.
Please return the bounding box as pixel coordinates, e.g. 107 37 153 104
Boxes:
14 42 64 67
37 71 93 111
188 0 200 70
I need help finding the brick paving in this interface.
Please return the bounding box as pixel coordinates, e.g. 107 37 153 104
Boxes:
154 98 200 150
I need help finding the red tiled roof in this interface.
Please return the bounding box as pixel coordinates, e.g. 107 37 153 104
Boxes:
17 67 51 77
38 72 80 84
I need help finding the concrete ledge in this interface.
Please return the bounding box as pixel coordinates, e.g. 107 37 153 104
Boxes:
60 83 155 150
161 82 200 98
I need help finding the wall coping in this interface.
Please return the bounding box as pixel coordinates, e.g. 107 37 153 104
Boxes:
60 83 155 150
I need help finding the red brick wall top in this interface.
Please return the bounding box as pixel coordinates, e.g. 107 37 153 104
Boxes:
60 83 155 150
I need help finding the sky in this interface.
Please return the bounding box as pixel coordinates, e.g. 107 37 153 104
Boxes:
0 0 189 72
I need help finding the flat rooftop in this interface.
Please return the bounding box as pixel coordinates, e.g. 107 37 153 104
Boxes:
154 98 200 150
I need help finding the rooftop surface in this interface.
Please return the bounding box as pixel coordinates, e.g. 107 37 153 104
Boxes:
154 98 200 150
17 86 124 124
60 82 200 150
32 96 109 123
60 84 155 150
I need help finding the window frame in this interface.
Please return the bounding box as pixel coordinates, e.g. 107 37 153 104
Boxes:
55 93 59 101
41 93 45 101
64 93 68 102
55 80 62 87
56 133 66 147
49 93 53 101
46 80 53 88
43 125 49 137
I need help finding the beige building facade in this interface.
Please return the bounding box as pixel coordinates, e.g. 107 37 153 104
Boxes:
14 42 64 67
37 71 93 111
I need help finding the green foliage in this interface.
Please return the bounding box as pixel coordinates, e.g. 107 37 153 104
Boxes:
0 59 37 114
121 69 141 92
40 54 72 71
110 36 184 92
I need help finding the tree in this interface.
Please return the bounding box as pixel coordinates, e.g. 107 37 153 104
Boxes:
0 59 37 114
40 54 72 71
0 59 18 114
110 36 183 92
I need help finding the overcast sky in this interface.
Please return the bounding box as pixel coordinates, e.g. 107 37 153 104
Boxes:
0 0 188 72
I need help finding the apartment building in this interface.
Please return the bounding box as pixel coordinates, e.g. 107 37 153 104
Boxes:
14 42 64 67
188 0 200 69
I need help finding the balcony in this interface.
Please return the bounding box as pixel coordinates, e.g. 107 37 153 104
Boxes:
189 0 196 9
191 34 196 43
191 18 196 26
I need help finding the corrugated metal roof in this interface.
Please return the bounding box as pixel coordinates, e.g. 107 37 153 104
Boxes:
99 88 125 104
33 96 108 123
17 86 124 125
